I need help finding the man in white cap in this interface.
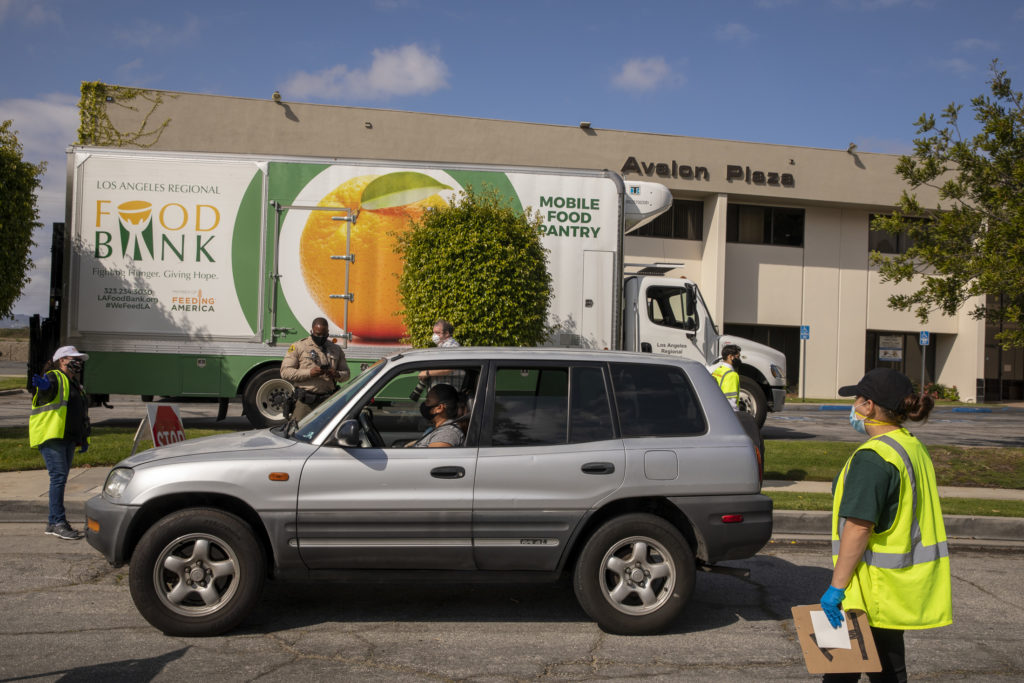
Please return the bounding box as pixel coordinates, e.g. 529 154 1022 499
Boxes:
29 346 92 540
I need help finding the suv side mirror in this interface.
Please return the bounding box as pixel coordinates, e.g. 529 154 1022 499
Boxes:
335 419 361 446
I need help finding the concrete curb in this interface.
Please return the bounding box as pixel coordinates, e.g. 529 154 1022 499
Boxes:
772 509 1024 544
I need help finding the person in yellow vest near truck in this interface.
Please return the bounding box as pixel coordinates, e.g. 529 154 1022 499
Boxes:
709 344 742 411
820 368 952 682
29 346 92 541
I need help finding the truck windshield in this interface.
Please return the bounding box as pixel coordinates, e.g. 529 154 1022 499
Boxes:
286 360 386 442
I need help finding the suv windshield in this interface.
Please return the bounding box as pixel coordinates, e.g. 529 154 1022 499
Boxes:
286 360 386 442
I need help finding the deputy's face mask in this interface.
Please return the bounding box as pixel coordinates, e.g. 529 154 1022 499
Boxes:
431 333 442 345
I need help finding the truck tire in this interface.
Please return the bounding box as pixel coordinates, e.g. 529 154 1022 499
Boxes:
573 513 695 635
128 508 265 637
739 375 768 427
242 366 292 428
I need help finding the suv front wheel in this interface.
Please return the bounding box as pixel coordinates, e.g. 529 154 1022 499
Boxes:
129 508 266 636
573 513 695 635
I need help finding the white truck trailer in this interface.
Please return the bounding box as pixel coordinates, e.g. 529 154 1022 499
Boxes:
54 147 785 426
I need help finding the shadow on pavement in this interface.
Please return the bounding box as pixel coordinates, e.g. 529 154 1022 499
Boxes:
236 555 831 636
6 646 190 682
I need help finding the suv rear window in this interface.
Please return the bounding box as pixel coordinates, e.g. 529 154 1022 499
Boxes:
611 363 706 437
490 365 614 446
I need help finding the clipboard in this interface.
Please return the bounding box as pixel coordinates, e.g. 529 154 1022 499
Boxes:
791 605 882 674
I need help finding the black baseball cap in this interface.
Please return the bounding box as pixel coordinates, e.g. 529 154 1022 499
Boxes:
838 368 914 412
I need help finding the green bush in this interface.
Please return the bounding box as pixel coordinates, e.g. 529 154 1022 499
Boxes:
395 188 552 347
924 382 960 401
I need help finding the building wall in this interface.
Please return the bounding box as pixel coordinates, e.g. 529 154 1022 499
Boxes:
95 87 984 400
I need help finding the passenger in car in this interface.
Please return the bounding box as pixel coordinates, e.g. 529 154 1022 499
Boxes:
410 384 465 448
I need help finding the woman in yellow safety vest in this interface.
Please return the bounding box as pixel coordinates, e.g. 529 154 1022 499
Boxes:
29 346 92 541
820 368 952 682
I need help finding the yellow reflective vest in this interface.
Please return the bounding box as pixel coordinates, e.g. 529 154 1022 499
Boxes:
29 370 71 447
711 362 740 408
832 429 953 630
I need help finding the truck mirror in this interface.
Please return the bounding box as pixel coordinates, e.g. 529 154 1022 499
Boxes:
335 419 361 446
683 288 698 331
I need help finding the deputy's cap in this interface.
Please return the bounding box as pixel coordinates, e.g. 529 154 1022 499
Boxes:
52 345 89 361
838 367 913 412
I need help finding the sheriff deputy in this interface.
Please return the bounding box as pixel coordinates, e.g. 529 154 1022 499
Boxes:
280 317 349 421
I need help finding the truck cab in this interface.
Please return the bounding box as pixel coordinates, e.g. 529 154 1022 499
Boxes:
622 266 787 425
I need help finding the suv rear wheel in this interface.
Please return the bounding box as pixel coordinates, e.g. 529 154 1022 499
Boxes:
129 508 266 636
573 513 695 635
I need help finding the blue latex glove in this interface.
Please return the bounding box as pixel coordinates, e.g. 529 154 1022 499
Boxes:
820 585 846 628
79 441 89 454
31 373 51 390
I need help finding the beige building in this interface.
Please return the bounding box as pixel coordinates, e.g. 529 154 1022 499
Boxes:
95 86 1021 402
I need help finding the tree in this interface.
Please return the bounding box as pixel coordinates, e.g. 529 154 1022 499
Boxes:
396 188 552 347
871 60 1024 349
0 120 45 319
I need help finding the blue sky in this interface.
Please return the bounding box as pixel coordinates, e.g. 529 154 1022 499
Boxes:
2 0 1023 316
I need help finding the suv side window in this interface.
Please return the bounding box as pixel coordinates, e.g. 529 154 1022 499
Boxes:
569 366 614 443
489 365 615 447
491 367 569 446
611 363 706 437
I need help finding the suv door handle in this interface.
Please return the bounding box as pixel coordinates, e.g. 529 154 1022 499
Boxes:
431 466 465 479
581 462 615 475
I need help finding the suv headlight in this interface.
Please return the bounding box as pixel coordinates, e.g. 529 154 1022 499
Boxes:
771 364 785 381
103 467 134 498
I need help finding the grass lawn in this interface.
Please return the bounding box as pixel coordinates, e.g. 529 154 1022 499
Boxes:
0 377 25 391
764 440 1024 489
766 490 1024 518
0 426 235 471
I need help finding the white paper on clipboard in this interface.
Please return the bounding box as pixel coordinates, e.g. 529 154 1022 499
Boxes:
811 610 852 649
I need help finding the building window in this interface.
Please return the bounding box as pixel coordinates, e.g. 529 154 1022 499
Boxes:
726 205 804 247
631 199 703 240
868 214 924 254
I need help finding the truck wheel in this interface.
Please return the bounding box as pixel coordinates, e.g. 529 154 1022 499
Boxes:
739 376 768 427
573 513 694 635
129 508 265 637
242 366 292 428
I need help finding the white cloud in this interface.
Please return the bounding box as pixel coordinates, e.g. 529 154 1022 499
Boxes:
938 57 974 76
954 37 998 52
281 44 450 101
715 23 755 43
0 0 60 25
0 94 79 163
611 57 681 92
0 94 80 316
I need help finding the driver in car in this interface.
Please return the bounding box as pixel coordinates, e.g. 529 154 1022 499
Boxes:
410 384 464 448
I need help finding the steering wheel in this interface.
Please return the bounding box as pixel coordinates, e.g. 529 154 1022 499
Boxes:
358 408 385 448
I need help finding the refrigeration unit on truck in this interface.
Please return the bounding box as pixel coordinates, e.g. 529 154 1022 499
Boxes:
52 147 785 427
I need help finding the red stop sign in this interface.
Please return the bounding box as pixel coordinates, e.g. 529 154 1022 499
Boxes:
152 405 185 447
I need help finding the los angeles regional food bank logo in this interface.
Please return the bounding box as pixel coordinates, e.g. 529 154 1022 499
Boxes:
93 199 220 262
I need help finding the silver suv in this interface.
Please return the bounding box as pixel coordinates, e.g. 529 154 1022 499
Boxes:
85 348 771 636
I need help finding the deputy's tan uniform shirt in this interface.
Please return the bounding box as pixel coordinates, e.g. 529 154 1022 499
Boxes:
280 337 349 394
